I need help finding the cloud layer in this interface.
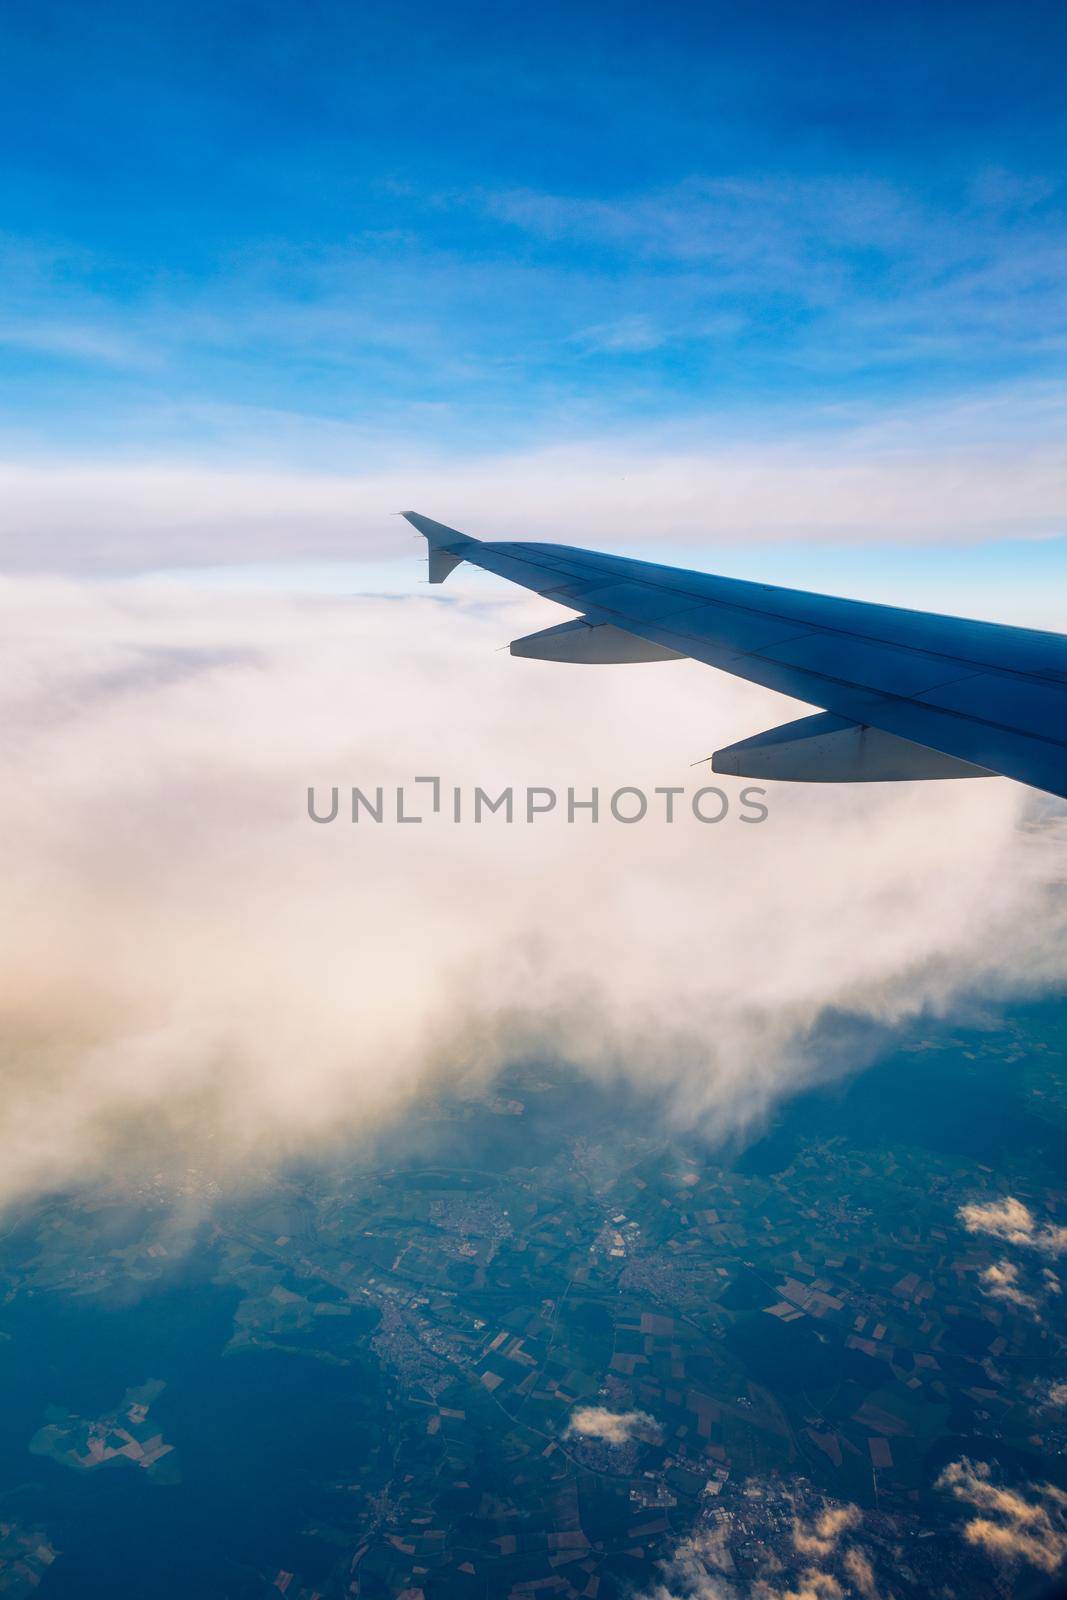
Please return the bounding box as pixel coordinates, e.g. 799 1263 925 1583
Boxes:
0 574 1064 1207
3 398 1067 573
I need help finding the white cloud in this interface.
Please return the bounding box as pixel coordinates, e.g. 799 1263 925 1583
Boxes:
643 1495 878 1600
0 575 1062 1207
958 1197 1067 1256
565 1406 660 1445
792 1505 861 1560
840 1548 877 1599
939 1458 1067 1574
755 1577 844 1600
978 1260 1040 1313
641 1525 737 1599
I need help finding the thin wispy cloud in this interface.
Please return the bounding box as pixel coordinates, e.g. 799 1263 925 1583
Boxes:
0 321 150 369
2 163 1067 464
572 315 670 354
2 0 1066 506
481 173 1067 368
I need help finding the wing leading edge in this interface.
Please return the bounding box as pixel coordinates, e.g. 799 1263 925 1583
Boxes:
402 511 1067 801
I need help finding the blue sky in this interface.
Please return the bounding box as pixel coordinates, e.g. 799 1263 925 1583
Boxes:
1 0 1066 578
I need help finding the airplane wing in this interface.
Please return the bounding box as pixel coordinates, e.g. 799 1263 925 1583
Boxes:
402 511 1067 800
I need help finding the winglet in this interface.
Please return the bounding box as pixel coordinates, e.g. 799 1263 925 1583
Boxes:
400 510 477 584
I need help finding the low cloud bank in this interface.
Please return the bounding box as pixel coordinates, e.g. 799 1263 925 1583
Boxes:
2 407 1067 572
0 575 1064 1207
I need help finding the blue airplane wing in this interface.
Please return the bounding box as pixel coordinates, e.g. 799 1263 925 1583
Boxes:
402 512 1067 799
